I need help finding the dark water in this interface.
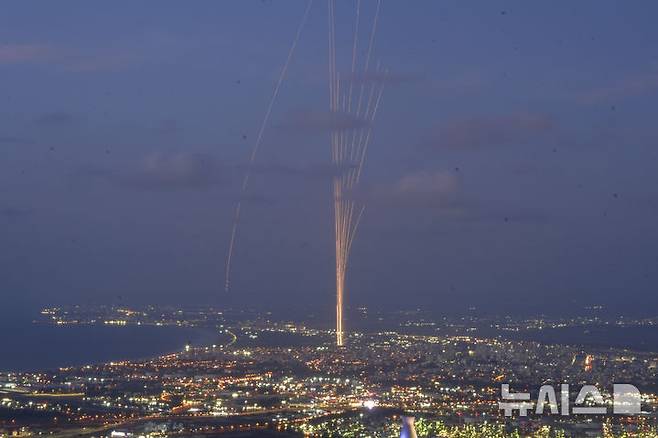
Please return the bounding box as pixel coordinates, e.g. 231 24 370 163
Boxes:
0 322 219 372
493 325 658 352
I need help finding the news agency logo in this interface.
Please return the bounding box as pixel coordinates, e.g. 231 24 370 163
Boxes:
499 383 641 417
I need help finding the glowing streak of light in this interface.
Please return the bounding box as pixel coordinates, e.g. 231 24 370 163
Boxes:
350 62 381 187
356 69 387 182
348 0 381 163
347 0 361 114
330 0 384 347
225 0 313 293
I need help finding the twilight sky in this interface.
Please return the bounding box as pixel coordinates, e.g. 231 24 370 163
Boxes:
2 1 658 316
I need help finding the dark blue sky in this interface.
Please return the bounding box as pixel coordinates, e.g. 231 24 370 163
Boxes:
2 1 658 316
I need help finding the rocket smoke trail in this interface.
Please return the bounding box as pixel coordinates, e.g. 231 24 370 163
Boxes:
329 0 385 346
225 0 313 292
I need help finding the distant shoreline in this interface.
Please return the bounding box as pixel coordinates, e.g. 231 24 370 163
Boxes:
0 322 219 373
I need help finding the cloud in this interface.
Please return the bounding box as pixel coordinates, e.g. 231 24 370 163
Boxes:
277 109 370 133
358 170 546 224
75 155 355 194
393 171 459 197
356 170 461 210
74 153 224 191
0 33 184 72
578 71 658 103
0 43 54 64
429 113 553 149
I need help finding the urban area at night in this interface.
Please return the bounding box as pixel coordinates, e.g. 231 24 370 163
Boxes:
1 306 657 437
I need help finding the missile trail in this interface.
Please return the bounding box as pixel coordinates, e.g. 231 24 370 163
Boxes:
348 0 361 114
329 0 384 346
225 0 313 293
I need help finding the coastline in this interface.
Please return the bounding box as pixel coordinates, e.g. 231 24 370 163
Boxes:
0 322 219 372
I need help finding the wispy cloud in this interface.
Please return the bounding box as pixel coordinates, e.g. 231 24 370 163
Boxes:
0 43 54 64
427 113 553 150
393 170 459 198
74 153 224 191
355 170 460 210
0 32 190 72
359 170 546 225
578 71 658 103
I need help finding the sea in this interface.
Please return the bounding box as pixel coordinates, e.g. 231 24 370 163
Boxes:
0 319 219 372
497 325 658 352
